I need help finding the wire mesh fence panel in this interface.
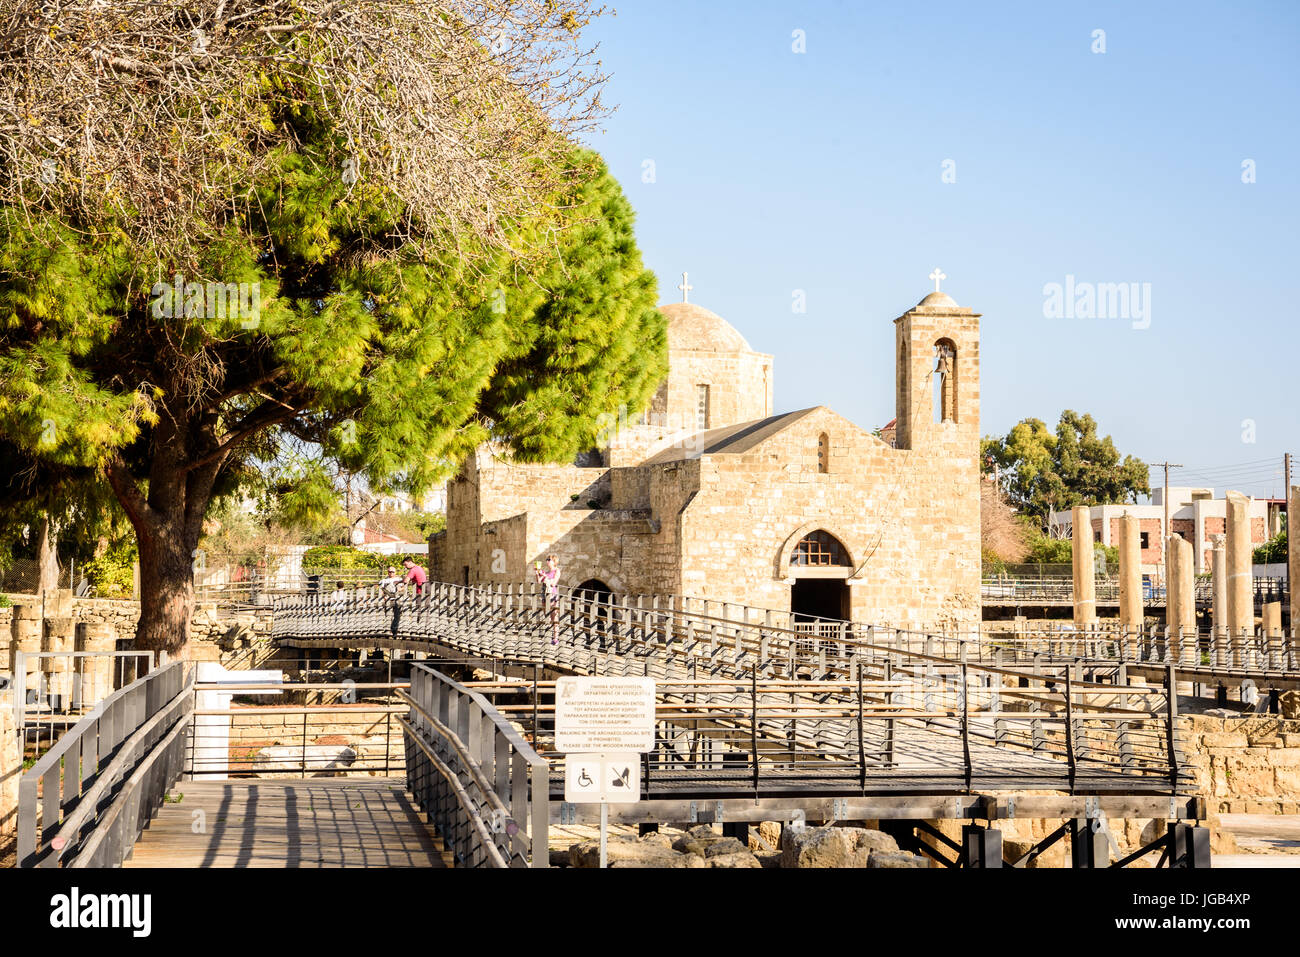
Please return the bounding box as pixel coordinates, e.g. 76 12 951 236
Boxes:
0 558 40 595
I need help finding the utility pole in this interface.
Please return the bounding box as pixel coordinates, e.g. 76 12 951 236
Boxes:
1285 451 1292 537
1151 461 1182 587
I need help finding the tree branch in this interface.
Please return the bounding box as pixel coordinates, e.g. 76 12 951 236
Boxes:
105 456 158 534
187 397 309 473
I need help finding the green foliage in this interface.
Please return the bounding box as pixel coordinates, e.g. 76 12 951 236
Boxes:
300 546 423 571
981 548 1008 575
0 117 663 651
1254 530 1288 564
983 411 1149 522
0 593 10 608
1020 529 1120 571
364 509 445 544
83 540 137 599
1024 535 1073 565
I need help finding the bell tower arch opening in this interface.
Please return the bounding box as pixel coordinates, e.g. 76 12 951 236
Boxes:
933 337 957 424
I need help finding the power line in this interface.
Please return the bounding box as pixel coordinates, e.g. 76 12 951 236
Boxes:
1172 456 1277 470
1174 471 1281 487
1174 470 1281 487
1172 465 1281 478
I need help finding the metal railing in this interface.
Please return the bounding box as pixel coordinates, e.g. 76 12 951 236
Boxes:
401 663 548 867
485 670 1184 797
274 581 1196 796
969 620 1300 679
193 567 420 607
17 659 192 868
186 681 408 778
11 651 156 757
980 575 1287 608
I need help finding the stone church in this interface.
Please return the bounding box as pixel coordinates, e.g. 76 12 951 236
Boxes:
430 285 982 628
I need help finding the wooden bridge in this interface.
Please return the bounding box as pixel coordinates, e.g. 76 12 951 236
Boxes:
16 581 1217 870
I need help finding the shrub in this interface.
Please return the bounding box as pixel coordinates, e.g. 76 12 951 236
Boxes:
84 542 137 599
1254 531 1287 565
300 546 425 572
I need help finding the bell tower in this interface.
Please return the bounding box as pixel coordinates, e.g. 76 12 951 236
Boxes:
893 274 981 453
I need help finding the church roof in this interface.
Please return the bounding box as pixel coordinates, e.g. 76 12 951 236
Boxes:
660 302 754 353
642 408 819 465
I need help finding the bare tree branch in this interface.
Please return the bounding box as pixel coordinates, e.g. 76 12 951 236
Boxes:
0 0 611 262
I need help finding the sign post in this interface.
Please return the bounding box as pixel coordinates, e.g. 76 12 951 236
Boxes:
555 677 656 867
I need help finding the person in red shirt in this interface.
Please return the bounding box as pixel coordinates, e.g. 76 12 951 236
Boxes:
401 558 427 596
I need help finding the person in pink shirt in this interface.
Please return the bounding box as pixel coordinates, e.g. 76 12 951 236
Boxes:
401 558 427 596
534 555 561 645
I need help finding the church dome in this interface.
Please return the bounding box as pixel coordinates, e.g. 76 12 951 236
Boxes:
916 291 958 308
660 302 753 353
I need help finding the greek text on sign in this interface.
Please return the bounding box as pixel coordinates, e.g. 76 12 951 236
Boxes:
555 677 656 753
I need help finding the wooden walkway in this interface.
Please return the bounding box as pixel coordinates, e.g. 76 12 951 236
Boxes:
124 778 450 868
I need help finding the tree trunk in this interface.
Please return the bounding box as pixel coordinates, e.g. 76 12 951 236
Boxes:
107 412 222 659
134 516 198 659
37 516 59 595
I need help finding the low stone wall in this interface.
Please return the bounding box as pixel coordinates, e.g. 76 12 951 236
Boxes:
2 594 275 676
1183 714 1300 814
223 705 406 777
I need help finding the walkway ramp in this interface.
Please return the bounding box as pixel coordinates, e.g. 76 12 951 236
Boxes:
123 778 447 868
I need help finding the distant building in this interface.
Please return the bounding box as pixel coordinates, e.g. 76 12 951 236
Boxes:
1049 487 1271 577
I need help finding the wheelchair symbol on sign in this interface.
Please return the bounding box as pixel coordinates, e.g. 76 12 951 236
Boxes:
578 768 594 788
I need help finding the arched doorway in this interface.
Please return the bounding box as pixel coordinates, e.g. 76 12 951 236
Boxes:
572 579 615 635
788 530 852 624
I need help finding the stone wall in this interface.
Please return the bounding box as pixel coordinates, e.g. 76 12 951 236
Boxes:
1 700 19 862
674 405 981 628
1184 714 1300 814
2 595 275 677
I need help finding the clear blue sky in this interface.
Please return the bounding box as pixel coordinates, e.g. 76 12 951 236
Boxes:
579 0 1299 502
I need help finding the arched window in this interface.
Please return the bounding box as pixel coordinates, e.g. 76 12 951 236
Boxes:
817 433 829 474
933 338 957 423
790 531 851 567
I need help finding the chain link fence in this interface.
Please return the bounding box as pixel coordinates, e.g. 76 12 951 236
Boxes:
0 558 93 596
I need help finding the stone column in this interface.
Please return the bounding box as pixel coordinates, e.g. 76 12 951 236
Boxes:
1169 536 1196 661
1225 491 1253 659
41 616 75 710
75 622 119 710
1118 513 1143 632
1166 542 1181 637
1263 602 1282 638
1210 534 1227 648
9 603 42 702
1290 485 1299 657
1 701 19 849
1072 505 1097 626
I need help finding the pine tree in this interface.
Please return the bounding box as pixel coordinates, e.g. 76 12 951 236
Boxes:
0 136 664 656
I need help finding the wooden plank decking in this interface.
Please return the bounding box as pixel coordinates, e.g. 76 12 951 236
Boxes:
123 778 450 868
